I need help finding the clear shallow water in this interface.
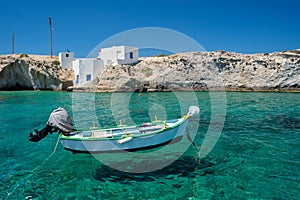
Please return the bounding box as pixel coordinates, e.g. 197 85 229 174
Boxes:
0 91 299 199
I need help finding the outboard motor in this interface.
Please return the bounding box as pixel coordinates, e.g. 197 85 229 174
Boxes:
29 107 74 142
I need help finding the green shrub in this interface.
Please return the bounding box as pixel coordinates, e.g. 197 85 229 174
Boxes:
155 54 169 57
142 67 153 76
52 60 60 66
19 54 29 58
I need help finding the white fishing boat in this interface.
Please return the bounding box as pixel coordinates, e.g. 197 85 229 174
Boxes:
29 106 199 153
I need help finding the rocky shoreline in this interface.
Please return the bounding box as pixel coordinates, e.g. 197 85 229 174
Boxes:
72 49 300 92
0 54 73 90
1 50 299 92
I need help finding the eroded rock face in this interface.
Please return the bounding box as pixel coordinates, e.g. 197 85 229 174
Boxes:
2 50 299 92
91 50 300 92
0 55 73 90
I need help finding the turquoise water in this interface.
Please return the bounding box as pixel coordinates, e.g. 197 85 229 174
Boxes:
0 91 299 199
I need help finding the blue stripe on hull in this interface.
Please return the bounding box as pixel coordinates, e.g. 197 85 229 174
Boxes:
63 135 183 154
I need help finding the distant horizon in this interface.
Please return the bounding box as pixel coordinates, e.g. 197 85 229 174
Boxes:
1 41 299 58
1 47 300 59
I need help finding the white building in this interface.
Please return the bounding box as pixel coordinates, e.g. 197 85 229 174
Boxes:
59 52 74 70
73 59 104 85
64 45 139 86
98 45 138 66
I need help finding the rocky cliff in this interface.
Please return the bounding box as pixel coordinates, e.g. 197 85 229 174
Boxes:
72 49 300 92
0 54 73 90
2 50 299 92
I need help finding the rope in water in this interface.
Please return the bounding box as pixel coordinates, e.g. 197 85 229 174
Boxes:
186 128 200 150
44 133 61 161
6 133 61 200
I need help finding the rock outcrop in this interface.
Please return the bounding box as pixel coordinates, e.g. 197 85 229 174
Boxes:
0 54 73 90
73 49 300 92
2 50 299 92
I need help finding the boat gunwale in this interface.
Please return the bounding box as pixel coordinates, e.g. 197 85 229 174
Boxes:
60 116 189 141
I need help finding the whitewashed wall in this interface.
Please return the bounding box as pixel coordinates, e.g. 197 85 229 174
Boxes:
73 59 104 85
98 46 139 65
59 52 74 70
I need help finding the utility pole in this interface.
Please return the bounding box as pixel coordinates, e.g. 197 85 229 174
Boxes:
12 32 14 54
49 16 52 58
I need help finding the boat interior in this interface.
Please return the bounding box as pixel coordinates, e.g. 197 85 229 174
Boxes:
66 119 181 139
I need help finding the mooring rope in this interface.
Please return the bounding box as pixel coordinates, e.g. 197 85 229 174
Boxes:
43 133 61 162
6 133 61 200
186 128 200 150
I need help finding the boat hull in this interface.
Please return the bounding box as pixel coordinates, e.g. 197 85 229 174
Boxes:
60 118 188 153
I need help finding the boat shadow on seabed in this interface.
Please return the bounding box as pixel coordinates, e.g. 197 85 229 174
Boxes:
93 155 216 184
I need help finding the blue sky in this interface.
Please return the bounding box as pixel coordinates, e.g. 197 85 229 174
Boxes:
0 0 299 57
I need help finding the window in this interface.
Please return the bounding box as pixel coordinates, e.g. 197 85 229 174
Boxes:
129 52 133 59
66 54 69 57
76 75 79 84
86 74 92 81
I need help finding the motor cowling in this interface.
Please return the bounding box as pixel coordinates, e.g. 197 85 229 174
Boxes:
29 107 74 142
